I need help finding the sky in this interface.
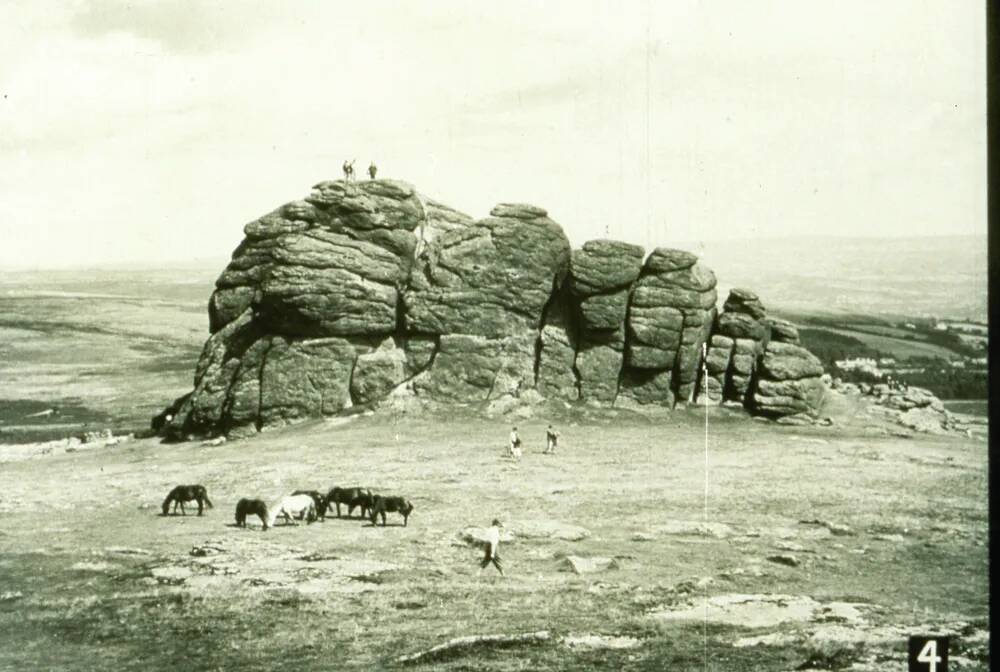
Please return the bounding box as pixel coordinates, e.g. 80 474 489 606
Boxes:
0 1 987 269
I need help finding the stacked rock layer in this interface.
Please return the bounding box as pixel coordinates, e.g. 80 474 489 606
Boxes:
157 179 826 439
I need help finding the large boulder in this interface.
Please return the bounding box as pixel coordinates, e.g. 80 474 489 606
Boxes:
697 289 772 405
758 341 824 381
403 204 570 337
752 341 826 416
210 181 435 337
568 240 644 401
699 334 735 403
617 368 674 407
569 240 644 331
765 317 800 344
413 333 535 402
575 339 624 403
626 248 717 402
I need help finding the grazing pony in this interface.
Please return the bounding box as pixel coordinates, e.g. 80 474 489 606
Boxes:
161 485 213 516
326 486 374 519
369 495 414 527
235 498 269 530
291 490 329 520
268 494 317 527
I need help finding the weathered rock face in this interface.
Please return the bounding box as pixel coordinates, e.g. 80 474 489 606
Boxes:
627 249 717 403
567 240 644 404
751 341 826 417
697 289 770 406
403 203 570 336
158 178 827 440
535 285 579 400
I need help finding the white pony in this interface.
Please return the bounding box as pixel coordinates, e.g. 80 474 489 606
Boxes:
268 494 317 527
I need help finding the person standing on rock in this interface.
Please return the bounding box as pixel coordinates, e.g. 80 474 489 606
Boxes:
544 424 560 454
480 519 505 576
508 426 522 460
368 161 377 180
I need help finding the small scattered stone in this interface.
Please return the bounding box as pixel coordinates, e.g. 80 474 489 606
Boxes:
562 556 619 574
774 541 806 552
563 634 642 650
873 534 905 544
766 554 800 567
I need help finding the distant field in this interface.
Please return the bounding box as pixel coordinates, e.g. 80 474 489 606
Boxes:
809 327 960 361
943 400 989 417
0 271 212 443
706 235 986 322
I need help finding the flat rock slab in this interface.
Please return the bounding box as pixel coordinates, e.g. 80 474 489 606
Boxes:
799 519 853 536
513 520 590 542
766 554 801 567
650 594 865 629
151 566 194 583
72 561 114 572
457 527 516 546
654 520 735 538
104 546 153 556
563 634 642 650
562 556 619 574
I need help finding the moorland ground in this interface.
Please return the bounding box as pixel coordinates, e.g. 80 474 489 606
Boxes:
0 252 989 671
0 402 989 671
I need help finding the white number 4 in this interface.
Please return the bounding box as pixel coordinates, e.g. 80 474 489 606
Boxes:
917 639 942 671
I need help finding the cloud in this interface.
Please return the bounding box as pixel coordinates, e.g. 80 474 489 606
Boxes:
68 0 282 54
0 1 987 269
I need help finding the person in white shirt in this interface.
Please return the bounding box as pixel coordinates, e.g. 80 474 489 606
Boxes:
508 426 522 460
480 518 505 576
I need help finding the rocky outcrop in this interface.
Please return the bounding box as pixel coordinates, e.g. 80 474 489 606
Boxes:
157 177 827 440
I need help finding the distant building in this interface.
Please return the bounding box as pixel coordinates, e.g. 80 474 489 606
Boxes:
835 357 883 376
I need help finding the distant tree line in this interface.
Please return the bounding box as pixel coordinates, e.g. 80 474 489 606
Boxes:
797 328 883 366
797 328 987 400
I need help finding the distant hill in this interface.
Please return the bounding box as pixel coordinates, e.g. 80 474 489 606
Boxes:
695 235 986 322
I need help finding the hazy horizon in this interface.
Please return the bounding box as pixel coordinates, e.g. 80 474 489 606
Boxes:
0 2 986 269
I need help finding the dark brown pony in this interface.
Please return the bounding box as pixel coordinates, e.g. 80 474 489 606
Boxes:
326 487 374 518
235 498 269 530
368 495 414 527
292 490 329 520
162 485 213 516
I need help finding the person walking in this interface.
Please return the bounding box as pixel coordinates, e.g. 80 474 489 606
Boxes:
480 518 505 576
368 161 377 180
544 424 560 454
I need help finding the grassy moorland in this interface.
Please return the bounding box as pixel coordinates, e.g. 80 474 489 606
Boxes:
0 248 988 670
0 398 988 671
0 269 209 443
